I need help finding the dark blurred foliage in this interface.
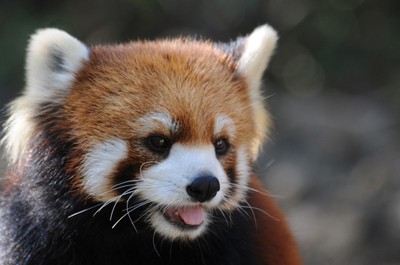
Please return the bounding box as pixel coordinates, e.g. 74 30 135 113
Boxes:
0 0 399 264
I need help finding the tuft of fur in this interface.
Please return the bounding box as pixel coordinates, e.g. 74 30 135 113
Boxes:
0 25 302 265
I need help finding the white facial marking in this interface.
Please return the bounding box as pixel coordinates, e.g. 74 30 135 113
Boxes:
230 146 251 207
133 112 178 136
138 144 229 239
83 139 128 201
214 115 236 138
139 144 228 206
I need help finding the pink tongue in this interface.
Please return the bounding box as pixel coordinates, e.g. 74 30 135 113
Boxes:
178 206 205 226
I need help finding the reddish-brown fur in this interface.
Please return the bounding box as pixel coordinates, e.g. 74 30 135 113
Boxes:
64 40 255 189
249 177 302 264
66 41 252 145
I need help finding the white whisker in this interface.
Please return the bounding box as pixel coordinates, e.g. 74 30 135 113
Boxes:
68 203 103 218
243 200 257 228
216 206 233 227
109 187 136 221
240 205 280 222
152 230 161 257
93 197 118 217
112 200 152 229
222 93 275 120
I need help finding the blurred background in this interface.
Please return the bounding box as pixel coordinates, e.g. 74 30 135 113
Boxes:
0 0 399 264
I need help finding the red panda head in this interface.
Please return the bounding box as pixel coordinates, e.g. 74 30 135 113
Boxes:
3 26 277 240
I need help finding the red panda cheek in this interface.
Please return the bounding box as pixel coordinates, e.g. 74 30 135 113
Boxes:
81 139 129 201
220 146 252 209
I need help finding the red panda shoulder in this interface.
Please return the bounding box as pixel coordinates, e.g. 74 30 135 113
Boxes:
248 176 303 265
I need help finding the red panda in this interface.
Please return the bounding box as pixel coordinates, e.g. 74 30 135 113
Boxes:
0 25 302 265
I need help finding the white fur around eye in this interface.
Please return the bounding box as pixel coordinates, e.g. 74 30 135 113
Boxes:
133 112 179 136
214 115 236 138
82 139 128 201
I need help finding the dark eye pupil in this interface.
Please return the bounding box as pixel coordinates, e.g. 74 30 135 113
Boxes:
152 137 165 147
214 138 229 155
216 140 224 149
148 136 171 153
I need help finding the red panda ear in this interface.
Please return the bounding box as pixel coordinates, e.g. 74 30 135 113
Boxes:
25 28 89 105
240 25 277 159
237 24 278 92
221 25 278 159
2 29 89 164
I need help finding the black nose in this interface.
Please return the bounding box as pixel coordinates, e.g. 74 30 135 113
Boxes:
186 175 220 202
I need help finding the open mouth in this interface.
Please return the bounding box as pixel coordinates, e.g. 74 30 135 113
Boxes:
162 205 205 229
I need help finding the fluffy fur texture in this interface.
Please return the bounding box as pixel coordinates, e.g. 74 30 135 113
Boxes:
0 25 302 265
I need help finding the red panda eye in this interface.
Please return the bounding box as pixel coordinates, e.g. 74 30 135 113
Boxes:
147 135 171 153
214 138 229 155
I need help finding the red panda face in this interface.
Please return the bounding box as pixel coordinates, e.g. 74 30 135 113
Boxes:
3 26 277 240
64 43 256 239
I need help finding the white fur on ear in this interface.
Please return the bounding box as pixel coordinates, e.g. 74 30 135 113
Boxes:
26 28 89 104
237 24 278 159
2 29 88 164
238 24 278 90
